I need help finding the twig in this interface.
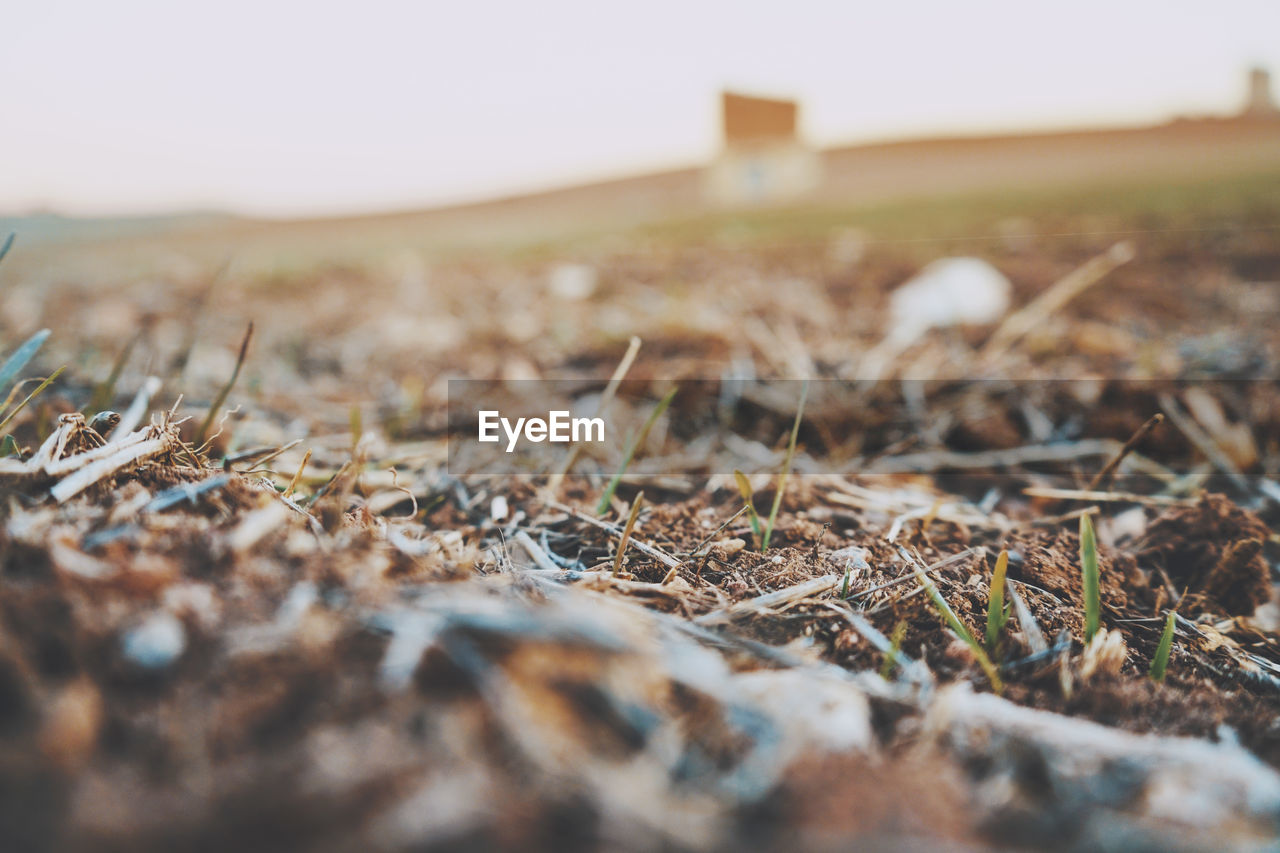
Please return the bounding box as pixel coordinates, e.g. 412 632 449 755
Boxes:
1086 413 1164 491
686 504 749 558
866 439 1119 474
1023 486 1191 507
513 530 561 572
1026 504 1100 528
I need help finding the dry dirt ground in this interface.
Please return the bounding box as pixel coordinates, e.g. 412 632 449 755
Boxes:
2 170 1280 851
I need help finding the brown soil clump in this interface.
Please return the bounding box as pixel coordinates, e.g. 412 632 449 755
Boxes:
1138 493 1271 615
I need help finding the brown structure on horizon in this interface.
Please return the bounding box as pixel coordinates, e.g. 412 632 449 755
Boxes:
721 92 799 146
705 91 820 206
1244 67 1278 117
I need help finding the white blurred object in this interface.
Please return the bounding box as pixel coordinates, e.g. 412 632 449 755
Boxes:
547 263 597 301
858 257 1011 383
888 257 1012 342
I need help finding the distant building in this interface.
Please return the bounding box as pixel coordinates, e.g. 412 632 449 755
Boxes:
1242 67 1278 118
704 92 821 206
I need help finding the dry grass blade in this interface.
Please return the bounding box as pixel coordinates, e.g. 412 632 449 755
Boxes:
51 430 178 503
89 332 141 415
845 547 979 602
696 574 842 625
547 499 682 570
596 386 677 514
0 366 65 436
285 448 312 498
233 438 303 472
613 491 644 576
196 322 253 447
1157 392 1250 493
553 334 641 480
980 240 1134 362
1006 579 1048 655
762 378 808 551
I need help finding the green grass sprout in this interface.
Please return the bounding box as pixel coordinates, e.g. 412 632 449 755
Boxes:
733 469 762 546
597 387 677 515
0 329 51 392
1079 512 1101 643
985 549 1011 654
912 555 1003 692
880 620 908 680
761 379 808 551
1149 610 1177 683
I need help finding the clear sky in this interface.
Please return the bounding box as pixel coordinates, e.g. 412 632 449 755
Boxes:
3 1 1278 217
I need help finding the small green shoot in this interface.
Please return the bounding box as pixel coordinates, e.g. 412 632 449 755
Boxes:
839 564 853 599
613 490 644 576
1149 610 1177 683
880 619 908 680
1079 512 1101 643
597 387 677 514
733 469 762 546
196 322 253 447
985 549 1011 654
0 367 65 436
761 379 808 551
912 557 1004 692
0 329 51 391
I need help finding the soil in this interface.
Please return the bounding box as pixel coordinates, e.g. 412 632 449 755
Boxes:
1 191 1279 850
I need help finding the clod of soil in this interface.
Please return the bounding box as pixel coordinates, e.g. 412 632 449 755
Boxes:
1138 493 1271 615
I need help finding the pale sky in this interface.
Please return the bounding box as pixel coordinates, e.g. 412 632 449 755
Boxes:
3 1 1278 217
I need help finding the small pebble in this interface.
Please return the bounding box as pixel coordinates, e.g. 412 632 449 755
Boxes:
122 612 186 670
